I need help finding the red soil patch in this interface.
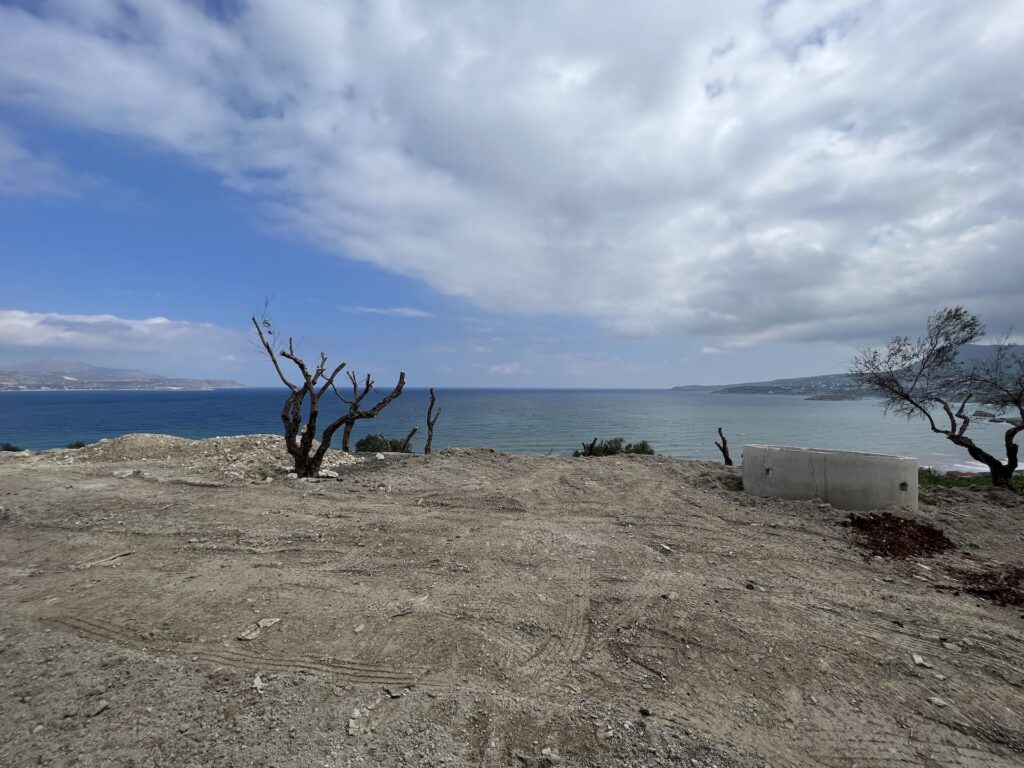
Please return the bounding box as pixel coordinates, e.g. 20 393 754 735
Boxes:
839 512 956 559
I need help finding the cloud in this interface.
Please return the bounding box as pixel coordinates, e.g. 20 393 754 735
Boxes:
345 306 433 318
487 362 523 376
0 125 87 198
0 2 1021 343
0 309 245 376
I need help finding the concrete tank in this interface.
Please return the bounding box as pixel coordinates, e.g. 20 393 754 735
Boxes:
742 444 918 511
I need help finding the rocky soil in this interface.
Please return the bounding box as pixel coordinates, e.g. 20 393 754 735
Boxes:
1 434 1022 767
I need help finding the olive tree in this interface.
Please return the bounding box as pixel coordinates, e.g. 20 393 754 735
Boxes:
252 315 405 477
850 307 1022 490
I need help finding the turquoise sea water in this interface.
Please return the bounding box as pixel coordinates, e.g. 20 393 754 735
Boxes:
0 387 1013 472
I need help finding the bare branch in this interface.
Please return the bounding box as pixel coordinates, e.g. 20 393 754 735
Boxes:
425 388 441 454
714 427 733 466
251 315 296 391
400 425 419 453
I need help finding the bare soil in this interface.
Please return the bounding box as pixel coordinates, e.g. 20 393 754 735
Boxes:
1 434 1023 767
840 512 957 559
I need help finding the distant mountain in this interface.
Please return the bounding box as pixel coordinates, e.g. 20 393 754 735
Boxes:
672 344 1007 397
0 360 245 391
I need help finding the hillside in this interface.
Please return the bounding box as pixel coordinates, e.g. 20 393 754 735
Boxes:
0 437 1021 767
0 359 244 391
674 344 1009 397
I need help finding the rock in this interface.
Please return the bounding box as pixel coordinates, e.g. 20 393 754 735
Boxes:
32 724 44 734
286 473 298 480
318 469 339 479
348 718 359 736
912 654 933 669
375 453 385 461
928 696 948 707
257 617 280 629
252 674 266 694
237 625 262 641
90 700 109 717
112 469 138 478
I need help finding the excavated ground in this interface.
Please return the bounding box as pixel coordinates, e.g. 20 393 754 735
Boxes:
1 434 1022 767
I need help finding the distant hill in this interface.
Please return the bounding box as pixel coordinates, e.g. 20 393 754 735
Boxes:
672 344 1007 397
674 372 865 397
0 360 245 391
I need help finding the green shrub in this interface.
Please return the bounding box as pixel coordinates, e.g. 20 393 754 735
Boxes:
1 442 24 452
573 437 655 457
355 434 412 453
919 467 1023 492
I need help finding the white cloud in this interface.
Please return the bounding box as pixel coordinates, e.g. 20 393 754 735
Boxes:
0 2 1021 343
345 306 433 318
487 362 523 376
0 309 244 376
0 126 85 198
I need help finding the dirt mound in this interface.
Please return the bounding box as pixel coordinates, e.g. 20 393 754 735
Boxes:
37 433 363 481
947 563 1024 606
840 511 956 558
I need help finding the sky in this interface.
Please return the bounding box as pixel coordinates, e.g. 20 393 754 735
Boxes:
0 0 1021 388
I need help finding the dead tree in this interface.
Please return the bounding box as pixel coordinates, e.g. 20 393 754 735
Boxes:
252 315 405 477
424 388 441 454
399 425 419 453
714 427 733 466
334 371 406 452
850 306 1023 491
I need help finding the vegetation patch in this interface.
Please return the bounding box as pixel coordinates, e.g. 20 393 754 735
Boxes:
919 468 1024 492
355 434 414 453
840 512 955 559
1 442 24 452
574 437 655 457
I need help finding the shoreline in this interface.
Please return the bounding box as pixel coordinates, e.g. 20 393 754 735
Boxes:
3 431 1011 477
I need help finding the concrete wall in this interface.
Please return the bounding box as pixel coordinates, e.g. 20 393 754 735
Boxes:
742 444 918 511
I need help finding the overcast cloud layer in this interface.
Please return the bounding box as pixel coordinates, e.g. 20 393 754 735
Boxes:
1 1 1021 345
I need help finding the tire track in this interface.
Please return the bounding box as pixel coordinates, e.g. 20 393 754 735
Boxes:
45 614 425 688
516 560 591 689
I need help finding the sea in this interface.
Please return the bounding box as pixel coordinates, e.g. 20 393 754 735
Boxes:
0 388 1012 472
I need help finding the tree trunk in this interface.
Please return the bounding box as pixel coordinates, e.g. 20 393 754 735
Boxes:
341 421 355 453
425 388 440 455
292 451 323 478
714 427 733 466
400 425 419 453
949 434 1015 490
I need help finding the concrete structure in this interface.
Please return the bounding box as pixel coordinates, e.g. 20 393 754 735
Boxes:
742 445 918 511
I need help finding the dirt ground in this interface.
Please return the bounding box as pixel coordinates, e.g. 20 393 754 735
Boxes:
1 434 1022 767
